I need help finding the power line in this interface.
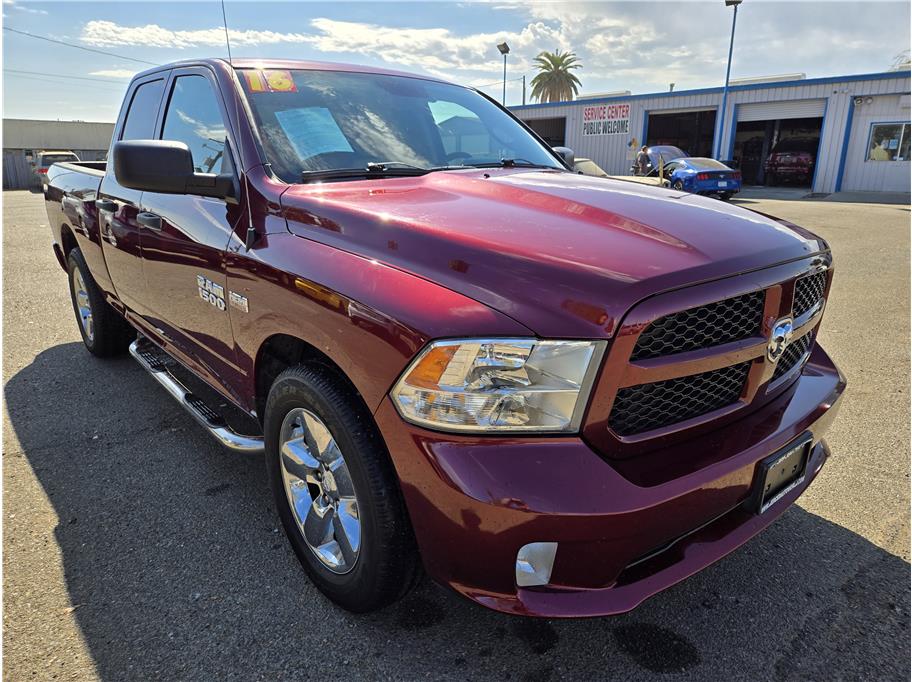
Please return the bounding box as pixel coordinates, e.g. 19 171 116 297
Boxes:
3 26 158 66
5 69 131 84
3 72 126 91
473 76 525 90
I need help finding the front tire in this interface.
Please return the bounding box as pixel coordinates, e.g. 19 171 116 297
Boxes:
265 364 419 612
66 248 133 357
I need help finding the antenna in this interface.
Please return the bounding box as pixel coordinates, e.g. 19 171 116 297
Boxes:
220 0 233 64
220 0 257 250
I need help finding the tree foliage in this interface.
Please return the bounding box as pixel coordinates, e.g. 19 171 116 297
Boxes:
530 50 582 103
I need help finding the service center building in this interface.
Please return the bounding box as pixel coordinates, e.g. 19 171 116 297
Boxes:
512 70 911 194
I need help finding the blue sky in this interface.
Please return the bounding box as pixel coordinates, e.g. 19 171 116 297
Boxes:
3 0 910 121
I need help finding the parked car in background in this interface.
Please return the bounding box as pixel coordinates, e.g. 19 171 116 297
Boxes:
574 157 609 177
662 157 742 200
33 150 80 188
764 137 818 186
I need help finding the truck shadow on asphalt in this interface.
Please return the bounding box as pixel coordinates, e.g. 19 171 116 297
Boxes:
5 343 910 681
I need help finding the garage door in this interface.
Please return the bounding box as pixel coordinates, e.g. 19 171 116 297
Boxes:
738 99 826 122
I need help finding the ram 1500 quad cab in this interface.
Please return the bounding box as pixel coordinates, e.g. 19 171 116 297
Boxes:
45 59 845 617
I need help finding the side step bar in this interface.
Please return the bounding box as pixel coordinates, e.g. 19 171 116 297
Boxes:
129 338 265 455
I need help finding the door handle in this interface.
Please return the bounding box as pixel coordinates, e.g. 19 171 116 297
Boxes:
95 199 116 213
137 212 162 231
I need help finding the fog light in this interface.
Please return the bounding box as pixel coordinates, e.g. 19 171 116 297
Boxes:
515 542 558 587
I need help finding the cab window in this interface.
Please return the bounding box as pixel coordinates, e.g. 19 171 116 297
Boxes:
120 79 165 141
161 75 228 173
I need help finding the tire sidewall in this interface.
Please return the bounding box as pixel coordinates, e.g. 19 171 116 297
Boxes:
264 369 387 604
67 250 98 353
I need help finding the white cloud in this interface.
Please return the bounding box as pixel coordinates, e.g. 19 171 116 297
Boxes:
87 69 135 79
4 0 48 15
80 20 312 49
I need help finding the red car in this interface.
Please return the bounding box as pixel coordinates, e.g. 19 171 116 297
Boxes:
44 59 845 617
764 137 818 185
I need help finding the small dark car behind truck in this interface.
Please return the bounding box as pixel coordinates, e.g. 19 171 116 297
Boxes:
45 58 845 617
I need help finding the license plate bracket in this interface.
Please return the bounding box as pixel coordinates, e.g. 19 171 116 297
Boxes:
748 434 812 514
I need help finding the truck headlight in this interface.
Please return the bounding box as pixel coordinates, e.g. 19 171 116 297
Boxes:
390 338 606 433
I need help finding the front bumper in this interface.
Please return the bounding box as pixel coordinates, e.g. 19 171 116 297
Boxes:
375 344 845 618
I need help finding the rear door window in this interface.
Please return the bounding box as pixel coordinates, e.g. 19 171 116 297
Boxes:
121 79 165 140
160 74 228 173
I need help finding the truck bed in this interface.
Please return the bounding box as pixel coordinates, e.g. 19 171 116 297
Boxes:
55 160 106 176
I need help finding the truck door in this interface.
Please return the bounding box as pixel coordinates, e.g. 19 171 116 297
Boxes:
138 67 242 387
97 75 166 316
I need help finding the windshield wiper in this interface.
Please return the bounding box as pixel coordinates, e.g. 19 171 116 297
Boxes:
466 158 561 170
300 164 431 183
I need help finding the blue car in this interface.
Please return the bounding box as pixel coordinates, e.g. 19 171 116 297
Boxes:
661 157 742 200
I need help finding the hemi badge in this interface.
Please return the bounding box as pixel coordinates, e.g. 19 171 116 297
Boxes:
229 291 249 313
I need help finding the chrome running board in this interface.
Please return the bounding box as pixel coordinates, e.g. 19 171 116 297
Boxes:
129 338 265 455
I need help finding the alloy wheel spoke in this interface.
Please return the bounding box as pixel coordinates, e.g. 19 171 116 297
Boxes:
302 498 334 548
333 499 361 567
280 436 321 482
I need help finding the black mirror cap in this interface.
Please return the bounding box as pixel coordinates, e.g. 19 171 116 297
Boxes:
552 146 575 168
113 140 194 193
113 139 236 201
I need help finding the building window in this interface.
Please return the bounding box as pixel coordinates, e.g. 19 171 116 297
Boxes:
867 122 910 161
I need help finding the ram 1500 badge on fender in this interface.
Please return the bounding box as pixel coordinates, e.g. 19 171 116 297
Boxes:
44 58 845 617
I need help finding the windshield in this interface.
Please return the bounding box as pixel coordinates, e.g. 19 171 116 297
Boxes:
685 157 730 170
772 139 816 153
40 154 77 164
238 68 563 182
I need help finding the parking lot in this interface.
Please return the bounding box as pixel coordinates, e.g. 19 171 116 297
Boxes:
3 189 909 680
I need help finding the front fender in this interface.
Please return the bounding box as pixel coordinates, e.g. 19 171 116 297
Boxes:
225 232 533 414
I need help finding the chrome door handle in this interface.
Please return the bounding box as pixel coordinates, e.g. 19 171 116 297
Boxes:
137 212 162 231
95 199 116 213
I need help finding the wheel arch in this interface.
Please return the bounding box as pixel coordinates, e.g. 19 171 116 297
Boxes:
60 223 78 261
253 333 367 425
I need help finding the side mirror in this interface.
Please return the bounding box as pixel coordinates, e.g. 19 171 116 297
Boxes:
552 146 575 168
113 140 235 201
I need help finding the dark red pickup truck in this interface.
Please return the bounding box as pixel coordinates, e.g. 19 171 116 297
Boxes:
45 58 845 617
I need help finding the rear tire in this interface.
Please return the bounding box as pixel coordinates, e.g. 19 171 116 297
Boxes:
66 248 133 357
265 364 420 612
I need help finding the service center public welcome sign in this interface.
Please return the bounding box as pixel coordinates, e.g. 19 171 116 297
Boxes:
582 103 630 136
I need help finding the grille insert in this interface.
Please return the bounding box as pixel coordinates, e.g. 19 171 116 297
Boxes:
772 333 812 382
793 271 826 318
631 291 764 361
609 362 751 436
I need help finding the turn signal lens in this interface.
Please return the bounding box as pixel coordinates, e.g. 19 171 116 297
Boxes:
391 338 605 433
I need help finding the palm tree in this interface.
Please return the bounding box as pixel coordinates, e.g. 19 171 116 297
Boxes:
530 50 582 103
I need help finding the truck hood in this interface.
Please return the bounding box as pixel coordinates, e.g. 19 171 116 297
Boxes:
280 168 826 338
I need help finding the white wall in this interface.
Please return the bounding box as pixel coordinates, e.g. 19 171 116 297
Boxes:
840 94 911 192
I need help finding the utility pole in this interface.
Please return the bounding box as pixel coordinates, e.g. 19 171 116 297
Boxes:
714 0 742 159
522 75 526 105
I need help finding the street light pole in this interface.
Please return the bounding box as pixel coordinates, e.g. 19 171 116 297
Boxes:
714 0 742 159
497 42 510 105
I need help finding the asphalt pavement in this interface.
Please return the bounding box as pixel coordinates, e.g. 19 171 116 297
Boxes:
3 189 909 680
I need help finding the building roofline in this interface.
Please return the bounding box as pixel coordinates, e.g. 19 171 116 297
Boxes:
510 69 912 111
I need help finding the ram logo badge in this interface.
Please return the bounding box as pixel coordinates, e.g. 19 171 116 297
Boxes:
197 275 226 311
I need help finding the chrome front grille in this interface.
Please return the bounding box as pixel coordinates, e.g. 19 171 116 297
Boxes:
630 291 764 361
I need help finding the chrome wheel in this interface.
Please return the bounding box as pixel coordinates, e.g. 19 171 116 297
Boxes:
72 267 94 342
279 407 361 574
